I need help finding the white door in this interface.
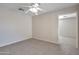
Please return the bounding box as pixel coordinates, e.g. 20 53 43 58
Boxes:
58 13 78 48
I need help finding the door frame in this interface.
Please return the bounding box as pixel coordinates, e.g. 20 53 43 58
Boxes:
58 12 78 48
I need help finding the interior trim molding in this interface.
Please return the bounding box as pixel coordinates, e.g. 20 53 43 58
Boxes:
33 37 59 45
0 35 32 47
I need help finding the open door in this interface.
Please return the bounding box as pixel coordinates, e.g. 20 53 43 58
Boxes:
58 12 78 48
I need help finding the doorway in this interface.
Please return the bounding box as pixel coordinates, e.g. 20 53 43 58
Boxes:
58 13 78 48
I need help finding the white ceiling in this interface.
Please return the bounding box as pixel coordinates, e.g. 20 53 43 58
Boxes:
0 3 78 15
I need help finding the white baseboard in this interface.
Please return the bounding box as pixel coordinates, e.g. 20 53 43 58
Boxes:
0 35 32 47
0 35 59 47
33 37 59 45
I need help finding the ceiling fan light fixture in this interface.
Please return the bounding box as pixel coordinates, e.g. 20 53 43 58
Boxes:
36 7 42 11
35 12 38 15
19 3 43 15
29 8 38 13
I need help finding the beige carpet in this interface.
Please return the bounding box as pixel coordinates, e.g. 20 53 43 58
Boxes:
0 38 79 55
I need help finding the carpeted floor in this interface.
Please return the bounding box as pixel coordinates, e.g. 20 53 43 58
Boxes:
0 38 79 55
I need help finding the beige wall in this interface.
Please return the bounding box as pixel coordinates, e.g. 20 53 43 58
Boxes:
76 5 79 48
0 7 32 47
32 13 58 43
32 6 78 44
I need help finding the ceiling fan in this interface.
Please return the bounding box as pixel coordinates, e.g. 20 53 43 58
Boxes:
18 3 43 15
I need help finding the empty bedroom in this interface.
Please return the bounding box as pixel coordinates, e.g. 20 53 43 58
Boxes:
0 3 79 55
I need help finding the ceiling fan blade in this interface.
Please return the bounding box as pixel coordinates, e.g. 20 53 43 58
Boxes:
36 7 43 11
34 12 38 15
25 10 30 14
